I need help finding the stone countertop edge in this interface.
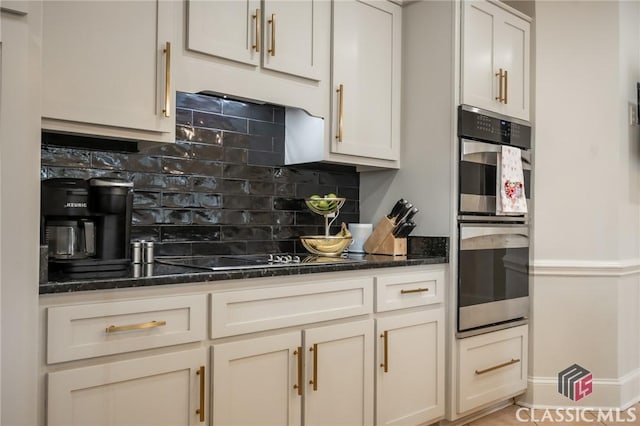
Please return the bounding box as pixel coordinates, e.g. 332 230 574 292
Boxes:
39 256 448 295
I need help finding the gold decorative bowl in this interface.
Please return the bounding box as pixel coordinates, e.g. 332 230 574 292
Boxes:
300 235 352 257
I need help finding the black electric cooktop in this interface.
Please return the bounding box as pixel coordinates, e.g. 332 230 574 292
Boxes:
155 253 364 271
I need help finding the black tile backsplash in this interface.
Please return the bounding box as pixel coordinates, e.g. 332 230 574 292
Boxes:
41 92 360 257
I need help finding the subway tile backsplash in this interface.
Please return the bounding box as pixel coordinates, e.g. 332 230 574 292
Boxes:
41 92 360 257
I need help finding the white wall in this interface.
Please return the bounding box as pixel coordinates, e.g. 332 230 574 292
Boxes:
527 0 640 409
0 3 41 425
359 0 454 237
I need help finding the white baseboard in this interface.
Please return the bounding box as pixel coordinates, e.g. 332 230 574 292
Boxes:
524 369 640 409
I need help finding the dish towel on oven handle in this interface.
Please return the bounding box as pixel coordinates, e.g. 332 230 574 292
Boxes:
496 145 527 215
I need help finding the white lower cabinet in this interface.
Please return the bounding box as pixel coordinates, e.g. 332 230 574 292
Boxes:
212 319 374 426
47 347 208 426
457 324 528 414
376 310 445 426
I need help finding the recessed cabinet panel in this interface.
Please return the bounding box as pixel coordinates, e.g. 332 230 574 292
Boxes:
262 0 320 80
376 310 444 426
42 1 174 138
47 348 207 426
332 0 401 162
304 320 374 426
187 0 260 66
461 0 530 121
457 325 528 413
212 333 301 426
461 2 495 111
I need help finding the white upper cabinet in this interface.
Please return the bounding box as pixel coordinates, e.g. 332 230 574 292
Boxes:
331 0 401 163
42 1 175 142
461 0 530 121
187 0 321 81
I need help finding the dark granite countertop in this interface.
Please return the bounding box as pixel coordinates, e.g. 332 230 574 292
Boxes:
39 236 449 294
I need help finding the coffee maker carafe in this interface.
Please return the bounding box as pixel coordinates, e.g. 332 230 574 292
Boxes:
41 177 133 277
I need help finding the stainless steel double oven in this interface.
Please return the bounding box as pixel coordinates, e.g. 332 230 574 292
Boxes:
457 105 532 337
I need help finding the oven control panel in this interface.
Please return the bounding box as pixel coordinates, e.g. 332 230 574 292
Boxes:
458 105 531 149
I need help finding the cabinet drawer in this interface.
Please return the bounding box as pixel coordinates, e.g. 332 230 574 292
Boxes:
457 324 528 414
210 277 373 338
47 294 207 364
375 269 444 312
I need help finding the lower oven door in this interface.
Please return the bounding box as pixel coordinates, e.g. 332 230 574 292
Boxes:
458 223 529 332
459 139 531 215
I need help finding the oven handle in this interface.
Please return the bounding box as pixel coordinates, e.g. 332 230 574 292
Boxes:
460 224 529 250
461 139 531 170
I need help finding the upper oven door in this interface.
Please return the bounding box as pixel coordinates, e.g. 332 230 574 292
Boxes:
459 139 531 215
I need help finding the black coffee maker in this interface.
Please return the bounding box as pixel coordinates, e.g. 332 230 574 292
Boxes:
41 177 134 277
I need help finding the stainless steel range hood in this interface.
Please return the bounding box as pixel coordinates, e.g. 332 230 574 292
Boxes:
284 107 325 165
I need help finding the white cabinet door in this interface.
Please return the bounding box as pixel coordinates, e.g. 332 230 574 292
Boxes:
42 1 174 141
461 0 530 121
47 348 207 426
304 320 374 426
212 332 302 426
376 310 445 426
187 0 321 81
186 0 260 66
332 0 401 161
262 0 320 80
496 9 530 120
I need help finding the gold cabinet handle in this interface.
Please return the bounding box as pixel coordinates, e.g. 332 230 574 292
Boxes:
336 84 344 142
380 331 389 373
252 8 261 53
293 347 304 396
400 287 430 294
495 68 504 103
163 41 171 118
475 358 520 375
309 343 318 391
105 320 166 333
196 365 205 422
504 69 508 104
268 13 276 56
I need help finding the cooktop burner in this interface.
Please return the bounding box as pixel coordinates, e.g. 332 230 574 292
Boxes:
155 254 363 272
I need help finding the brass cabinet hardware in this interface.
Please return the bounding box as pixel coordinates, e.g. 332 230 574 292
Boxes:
400 287 430 294
336 84 344 142
163 42 171 117
380 331 389 373
504 69 508 104
252 8 261 53
268 13 276 56
309 343 318 391
196 365 205 422
293 347 304 396
475 358 520 375
105 320 166 333
495 68 504 103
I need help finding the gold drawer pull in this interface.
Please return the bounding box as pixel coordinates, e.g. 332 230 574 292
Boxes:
268 13 276 56
293 347 303 396
196 365 205 422
504 69 508 104
336 84 344 142
309 343 318 391
400 287 429 294
105 320 167 333
380 331 389 373
475 358 520 375
252 8 261 53
162 42 171 117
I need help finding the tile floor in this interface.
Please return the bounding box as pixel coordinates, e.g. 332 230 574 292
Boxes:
465 403 640 426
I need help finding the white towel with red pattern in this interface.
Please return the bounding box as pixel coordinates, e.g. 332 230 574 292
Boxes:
497 145 527 215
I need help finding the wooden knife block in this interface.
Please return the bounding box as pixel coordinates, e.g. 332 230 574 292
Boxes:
363 217 407 256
